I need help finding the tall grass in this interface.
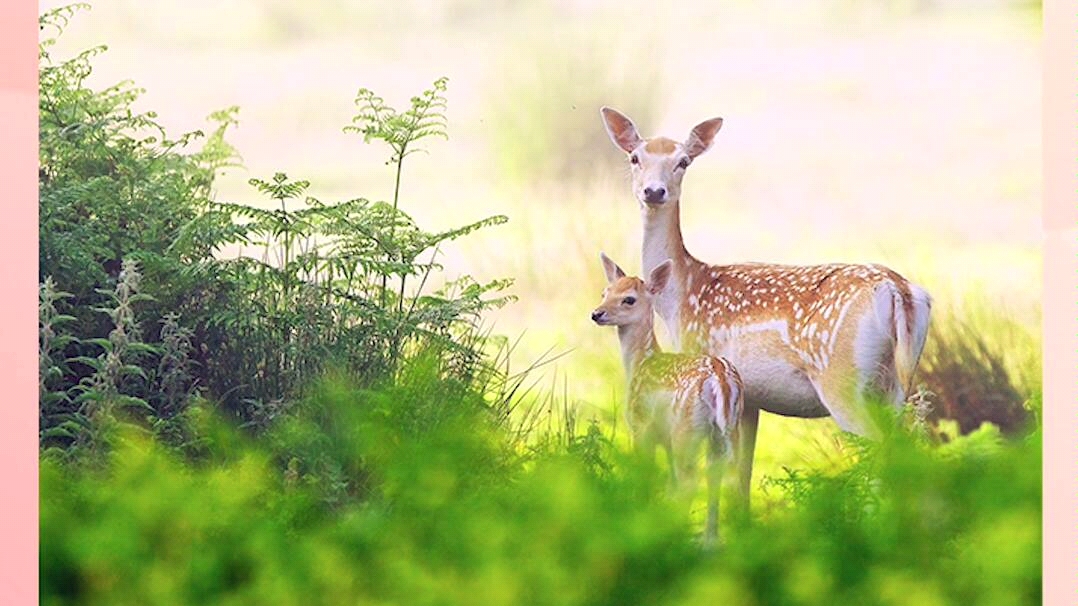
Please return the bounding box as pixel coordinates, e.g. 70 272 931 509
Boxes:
917 315 1038 436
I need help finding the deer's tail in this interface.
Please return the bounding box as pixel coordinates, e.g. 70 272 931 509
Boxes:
890 282 932 398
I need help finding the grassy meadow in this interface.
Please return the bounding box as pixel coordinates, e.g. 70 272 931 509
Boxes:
38 1 1042 604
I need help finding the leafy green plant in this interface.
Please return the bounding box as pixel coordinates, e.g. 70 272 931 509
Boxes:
171 78 515 422
147 312 200 446
42 260 175 459
39 4 220 309
38 5 515 446
750 416 1039 606
71 260 157 413
38 4 240 452
343 76 512 336
39 277 80 449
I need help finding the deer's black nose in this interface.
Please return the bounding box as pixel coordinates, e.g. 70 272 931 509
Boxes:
591 310 605 323
643 186 666 204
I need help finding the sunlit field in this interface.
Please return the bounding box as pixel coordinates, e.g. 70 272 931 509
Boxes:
42 0 1039 478
38 1 1042 603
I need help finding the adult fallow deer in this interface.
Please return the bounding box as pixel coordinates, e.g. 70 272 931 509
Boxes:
599 106 932 508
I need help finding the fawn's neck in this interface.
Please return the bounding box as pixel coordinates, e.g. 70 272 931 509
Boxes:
617 320 661 381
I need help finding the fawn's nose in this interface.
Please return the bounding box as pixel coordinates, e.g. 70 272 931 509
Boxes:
591 310 606 323
642 186 667 204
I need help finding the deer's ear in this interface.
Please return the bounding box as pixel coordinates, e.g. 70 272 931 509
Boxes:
600 106 644 154
684 117 723 159
647 260 673 295
600 252 626 284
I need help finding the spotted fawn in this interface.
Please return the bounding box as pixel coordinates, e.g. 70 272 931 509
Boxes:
592 252 744 544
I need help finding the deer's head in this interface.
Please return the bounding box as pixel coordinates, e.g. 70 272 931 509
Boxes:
591 253 673 327
600 107 723 207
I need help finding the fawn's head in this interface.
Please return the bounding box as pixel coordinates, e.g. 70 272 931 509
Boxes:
600 107 723 207
591 253 673 327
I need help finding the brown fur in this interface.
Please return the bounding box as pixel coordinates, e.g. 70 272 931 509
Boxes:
599 106 934 516
593 256 744 543
644 137 679 154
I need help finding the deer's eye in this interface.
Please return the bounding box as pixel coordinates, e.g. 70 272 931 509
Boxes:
629 154 639 165
677 157 691 170
622 296 636 306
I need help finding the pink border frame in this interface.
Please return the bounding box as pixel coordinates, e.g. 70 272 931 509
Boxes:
1041 0 1075 601
0 0 39 604
2 1 1067 603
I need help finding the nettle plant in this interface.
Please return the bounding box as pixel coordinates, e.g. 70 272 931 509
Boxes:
38 4 230 455
177 77 514 424
39 260 199 459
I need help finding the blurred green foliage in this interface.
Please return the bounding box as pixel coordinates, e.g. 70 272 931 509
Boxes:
41 363 1041 605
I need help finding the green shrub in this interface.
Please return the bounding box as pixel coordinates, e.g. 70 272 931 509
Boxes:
38 4 230 312
170 78 514 422
38 4 239 453
39 5 514 450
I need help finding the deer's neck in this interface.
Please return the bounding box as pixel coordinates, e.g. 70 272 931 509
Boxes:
617 321 661 381
641 199 700 348
641 200 692 276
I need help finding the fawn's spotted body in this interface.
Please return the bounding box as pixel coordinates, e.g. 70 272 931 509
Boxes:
592 253 743 543
600 107 933 507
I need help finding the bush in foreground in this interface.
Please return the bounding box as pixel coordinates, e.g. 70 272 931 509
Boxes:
41 362 1041 606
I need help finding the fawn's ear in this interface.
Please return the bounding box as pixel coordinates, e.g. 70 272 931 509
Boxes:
599 252 626 284
600 106 644 154
646 260 674 295
684 117 724 159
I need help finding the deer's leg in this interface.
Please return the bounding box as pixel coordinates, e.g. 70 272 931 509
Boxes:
628 403 658 460
734 404 759 515
669 432 706 545
704 434 726 547
673 436 700 493
810 294 895 437
628 420 646 455
810 368 879 438
632 423 663 479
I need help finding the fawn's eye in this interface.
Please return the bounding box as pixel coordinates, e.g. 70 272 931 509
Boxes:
629 154 639 165
677 157 691 170
622 296 636 306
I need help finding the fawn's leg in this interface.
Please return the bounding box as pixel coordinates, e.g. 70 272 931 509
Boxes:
704 436 725 547
662 436 680 490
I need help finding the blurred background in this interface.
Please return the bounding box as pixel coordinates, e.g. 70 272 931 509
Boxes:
39 0 1042 475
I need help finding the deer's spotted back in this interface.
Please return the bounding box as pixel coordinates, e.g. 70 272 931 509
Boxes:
679 261 911 369
630 352 743 435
